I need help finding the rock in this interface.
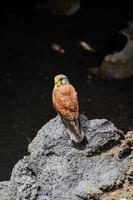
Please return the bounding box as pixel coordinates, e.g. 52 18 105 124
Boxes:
42 0 80 16
127 158 133 184
118 131 133 159
128 170 133 184
28 115 122 155
105 22 133 63
75 183 103 200
120 199 127 200
88 22 133 79
1 115 133 200
9 158 39 200
0 181 10 200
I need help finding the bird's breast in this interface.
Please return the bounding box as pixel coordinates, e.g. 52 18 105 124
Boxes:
52 84 79 120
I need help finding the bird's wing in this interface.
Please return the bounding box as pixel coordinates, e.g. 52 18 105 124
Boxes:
52 84 79 120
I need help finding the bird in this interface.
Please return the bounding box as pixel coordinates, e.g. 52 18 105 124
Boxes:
52 74 86 145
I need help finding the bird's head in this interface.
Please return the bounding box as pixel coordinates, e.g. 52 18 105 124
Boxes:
54 74 69 87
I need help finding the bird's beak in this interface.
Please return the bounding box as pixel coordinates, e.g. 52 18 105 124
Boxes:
54 78 60 86
54 79 57 85
54 78 58 84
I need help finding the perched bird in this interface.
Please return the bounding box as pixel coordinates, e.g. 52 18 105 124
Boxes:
52 74 86 144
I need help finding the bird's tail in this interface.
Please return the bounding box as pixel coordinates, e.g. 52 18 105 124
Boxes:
61 117 86 143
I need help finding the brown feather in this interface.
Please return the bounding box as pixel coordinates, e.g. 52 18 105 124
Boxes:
52 84 79 120
52 83 85 143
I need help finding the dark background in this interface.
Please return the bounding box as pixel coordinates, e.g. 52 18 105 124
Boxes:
0 0 133 181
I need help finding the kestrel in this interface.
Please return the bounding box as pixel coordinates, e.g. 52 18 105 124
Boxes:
52 74 85 143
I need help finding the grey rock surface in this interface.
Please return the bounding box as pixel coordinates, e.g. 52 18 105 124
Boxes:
0 181 10 200
1 115 132 200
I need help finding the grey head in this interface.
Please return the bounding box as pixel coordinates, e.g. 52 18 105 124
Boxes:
54 74 70 87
